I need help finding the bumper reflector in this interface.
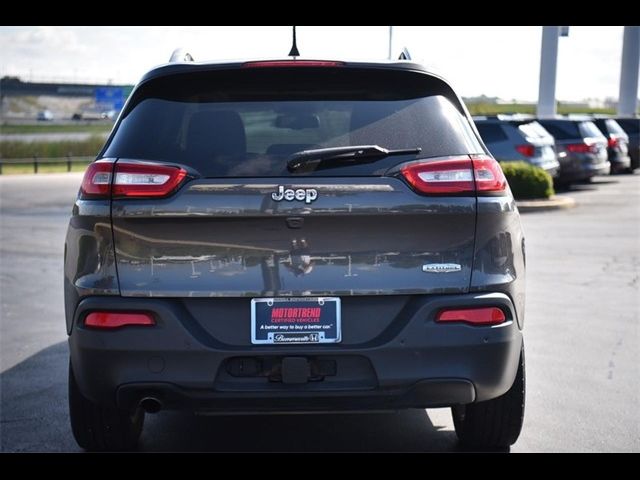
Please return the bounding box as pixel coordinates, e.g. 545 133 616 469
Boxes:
85 312 156 329
436 307 506 326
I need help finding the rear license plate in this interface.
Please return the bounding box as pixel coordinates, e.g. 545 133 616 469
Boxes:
251 297 341 345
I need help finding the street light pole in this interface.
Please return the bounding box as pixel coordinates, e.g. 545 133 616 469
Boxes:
388 26 393 60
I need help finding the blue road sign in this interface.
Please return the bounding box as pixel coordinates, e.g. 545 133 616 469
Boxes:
95 87 125 110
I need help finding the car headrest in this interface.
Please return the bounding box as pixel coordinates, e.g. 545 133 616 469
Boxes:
186 110 246 157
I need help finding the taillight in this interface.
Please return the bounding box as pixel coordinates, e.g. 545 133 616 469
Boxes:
436 307 506 326
515 144 535 157
80 160 114 198
607 137 619 148
242 60 344 68
401 158 474 194
112 162 187 198
400 155 507 195
79 161 187 199
84 311 156 329
566 143 597 154
472 156 508 192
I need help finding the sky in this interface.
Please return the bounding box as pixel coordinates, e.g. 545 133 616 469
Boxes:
0 26 630 102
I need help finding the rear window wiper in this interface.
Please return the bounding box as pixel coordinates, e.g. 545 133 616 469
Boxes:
287 145 422 172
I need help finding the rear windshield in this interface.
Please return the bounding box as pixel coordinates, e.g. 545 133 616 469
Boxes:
603 119 627 136
615 118 639 134
537 121 580 140
516 121 551 140
579 121 607 139
103 68 484 177
475 123 508 143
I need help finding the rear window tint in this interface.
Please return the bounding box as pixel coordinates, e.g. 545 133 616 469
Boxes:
516 121 550 140
604 119 626 136
537 121 580 140
475 123 509 143
579 121 607 139
615 118 639 134
103 68 484 177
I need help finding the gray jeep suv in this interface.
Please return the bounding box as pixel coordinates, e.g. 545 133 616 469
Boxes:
64 59 526 451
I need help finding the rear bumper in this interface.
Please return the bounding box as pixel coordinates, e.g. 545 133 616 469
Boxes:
116 379 477 413
546 165 560 178
608 152 631 172
629 147 639 169
530 158 560 178
69 293 523 413
558 156 610 182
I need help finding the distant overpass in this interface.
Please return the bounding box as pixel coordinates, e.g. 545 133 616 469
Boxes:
0 77 133 98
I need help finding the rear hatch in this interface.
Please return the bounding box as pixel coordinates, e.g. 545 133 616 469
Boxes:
539 119 608 164
578 120 609 163
104 64 485 299
511 120 559 170
599 119 630 158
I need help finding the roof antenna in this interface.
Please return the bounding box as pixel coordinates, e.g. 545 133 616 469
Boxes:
288 26 300 58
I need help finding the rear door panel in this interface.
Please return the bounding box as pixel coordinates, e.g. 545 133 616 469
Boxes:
112 177 476 297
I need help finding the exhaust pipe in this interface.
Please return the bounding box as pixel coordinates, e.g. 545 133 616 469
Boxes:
139 397 162 414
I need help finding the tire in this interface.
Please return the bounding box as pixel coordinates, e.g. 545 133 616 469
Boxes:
68 361 144 451
552 179 570 191
452 345 525 450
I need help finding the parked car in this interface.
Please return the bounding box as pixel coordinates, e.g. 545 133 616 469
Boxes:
592 117 631 174
65 58 526 451
37 110 53 121
537 117 610 184
614 117 639 171
473 115 560 177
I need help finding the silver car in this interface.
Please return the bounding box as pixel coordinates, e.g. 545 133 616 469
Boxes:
474 115 560 177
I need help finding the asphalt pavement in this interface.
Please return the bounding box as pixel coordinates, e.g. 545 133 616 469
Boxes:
1 172 638 452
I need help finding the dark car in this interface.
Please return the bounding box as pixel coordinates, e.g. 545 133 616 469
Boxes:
614 117 639 171
474 115 560 177
592 117 631 173
537 117 610 184
65 59 526 451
